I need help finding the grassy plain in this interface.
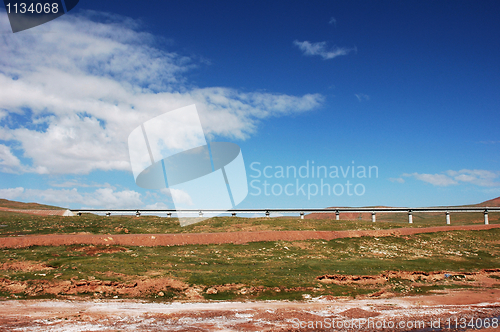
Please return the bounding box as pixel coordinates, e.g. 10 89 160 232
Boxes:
0 209 499 301
0 210 498 236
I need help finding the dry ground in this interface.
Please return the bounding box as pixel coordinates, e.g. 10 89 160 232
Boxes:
1 210 499 331
0 290 499 331
1 223 499 248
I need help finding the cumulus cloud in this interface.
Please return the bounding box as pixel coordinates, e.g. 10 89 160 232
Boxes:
144 202 170 209
0 186 144 209
0 187 24 200
0 144 22 173
293 40 356 60
0 11 324 175
404 169 500 187
161 188 193 207
445 169 500 187
0 144 47 174
86 188 143 208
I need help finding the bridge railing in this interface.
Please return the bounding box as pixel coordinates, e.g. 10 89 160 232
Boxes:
71 207 500 225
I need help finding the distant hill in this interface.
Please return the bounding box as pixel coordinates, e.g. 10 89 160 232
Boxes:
0 199 64 210
306 196 500 220
475 196 500 207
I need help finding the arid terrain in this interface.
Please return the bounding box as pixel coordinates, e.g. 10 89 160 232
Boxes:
1 198 499 331
0 290 499 331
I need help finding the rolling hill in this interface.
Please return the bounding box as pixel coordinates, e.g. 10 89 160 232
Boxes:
305 196 500 220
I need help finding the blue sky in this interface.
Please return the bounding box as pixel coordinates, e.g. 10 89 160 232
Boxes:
0 0 499 210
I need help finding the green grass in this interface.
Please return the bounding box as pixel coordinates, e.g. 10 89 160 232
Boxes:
0 211 498 236
1 228 499 300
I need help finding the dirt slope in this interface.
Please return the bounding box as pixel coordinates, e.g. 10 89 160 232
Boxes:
1 224 499 249
0 199 64 210
476 196 500 207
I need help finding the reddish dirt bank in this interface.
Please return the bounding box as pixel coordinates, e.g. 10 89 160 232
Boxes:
1 224 499 248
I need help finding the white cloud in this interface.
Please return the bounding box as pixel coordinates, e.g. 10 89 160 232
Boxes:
144 202 170 209
0 144 49 174
161 188 193 207
0 11 324 175
293 40 356 60
49 181 114 188
12 187 144 209
0 187 24 200
408 173 458 186
328 17 337 26
0 144 22 173
89 188 143 208
355 93 370 102
388 177 405 184
404 169 500 187
22 188 85 205
446 169 500 187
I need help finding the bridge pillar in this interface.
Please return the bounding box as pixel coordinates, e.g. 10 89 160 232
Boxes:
199 211 203 217
167 213 172 218
335 211 340 220
484 210 489 225
232 213 237 217
408 211 413 224
106 212 111 217
371 212 376 222
77 212 82 216
136 211 141 217
265 211 270 218
446 211 450 225
300 212 304 219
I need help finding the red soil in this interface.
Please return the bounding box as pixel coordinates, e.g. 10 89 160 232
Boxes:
1 224 499 249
